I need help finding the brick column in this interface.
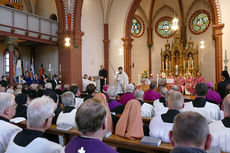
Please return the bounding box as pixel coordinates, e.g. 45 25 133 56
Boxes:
103 24 110 83
58 30 84 89
122 37 133 82
213 24 224 84
5 37 17 86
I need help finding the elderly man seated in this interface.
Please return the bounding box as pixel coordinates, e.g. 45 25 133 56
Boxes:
183 83 220 123
120 84 135 105
154 87 170 115
143 82 161 101
5 96 63 153
149 91 184 143
0 93 21 153
65 98 118 153
107 86 124 114
169 112 212 153
135 89 154 118
209 94 230 152
57 91 77 127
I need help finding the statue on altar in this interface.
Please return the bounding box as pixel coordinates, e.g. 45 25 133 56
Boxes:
160 34 199 77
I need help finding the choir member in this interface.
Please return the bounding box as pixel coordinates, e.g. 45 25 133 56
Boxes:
149 92 184 143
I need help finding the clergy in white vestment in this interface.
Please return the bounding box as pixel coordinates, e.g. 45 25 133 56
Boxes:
57 91 77 128
209 94 230 152
154 87 171 116
82 74 90 92
182 83 220 123
5 96 64 153
0 93 22 153
134 89 154 118
115 67 129 94
149 91 184 143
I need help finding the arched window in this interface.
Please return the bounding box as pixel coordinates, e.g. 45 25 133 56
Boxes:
3 48 21 74
189 10 211 35
155 16 175 39
49 14 58 21
131 15 145 38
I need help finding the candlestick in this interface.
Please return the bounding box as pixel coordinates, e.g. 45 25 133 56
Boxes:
156 74 159 87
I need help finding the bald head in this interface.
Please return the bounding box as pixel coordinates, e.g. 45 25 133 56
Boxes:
160 87 168 97
76 98 107 134
223 94 230 116
168 91 184 110
170 112 211 149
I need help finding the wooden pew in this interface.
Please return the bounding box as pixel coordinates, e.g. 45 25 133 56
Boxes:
16 121 227 153
16 121 172 153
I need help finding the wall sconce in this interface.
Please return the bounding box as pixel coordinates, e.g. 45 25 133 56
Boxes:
65 37 70 47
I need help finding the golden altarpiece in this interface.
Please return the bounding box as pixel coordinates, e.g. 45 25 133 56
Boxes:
160 33 199 76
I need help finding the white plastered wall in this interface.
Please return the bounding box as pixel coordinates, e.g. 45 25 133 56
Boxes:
81 0 104 77
219 0 230 71
186 2 215 83
35 0 57 18
34 45 59 75
108 0 132 85
131 11 149 85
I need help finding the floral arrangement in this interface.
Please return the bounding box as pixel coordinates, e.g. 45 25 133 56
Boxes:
141 70 149 79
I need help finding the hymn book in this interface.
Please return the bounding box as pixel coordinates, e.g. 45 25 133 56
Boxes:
140 136 161 147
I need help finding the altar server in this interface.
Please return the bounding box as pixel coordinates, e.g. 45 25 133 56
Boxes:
149 91 184 143
183 83 220 123
0 93 21 153
65 98 118 153
116 67 129 94
5 96 64 153
209 94 230 152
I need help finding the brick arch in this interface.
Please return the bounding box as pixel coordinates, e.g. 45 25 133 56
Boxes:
55 0 66 33
73 0 83 32
123 0 224 83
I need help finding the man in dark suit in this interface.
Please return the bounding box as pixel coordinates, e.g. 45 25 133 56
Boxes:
51 74 60 90
98 65 108 92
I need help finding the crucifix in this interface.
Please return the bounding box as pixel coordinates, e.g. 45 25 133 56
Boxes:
78 147 86 153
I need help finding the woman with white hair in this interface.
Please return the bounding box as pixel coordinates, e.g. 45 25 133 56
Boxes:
5 96 64 153
120 84 135 105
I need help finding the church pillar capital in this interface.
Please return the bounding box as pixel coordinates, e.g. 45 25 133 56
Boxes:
213 24 224 84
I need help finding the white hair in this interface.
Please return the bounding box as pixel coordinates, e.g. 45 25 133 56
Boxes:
0 93 15 114
27 96 57 128
107 86 117 98
7 88 14 94
45 83 52 89
134 89 144 99
61 91 75 106
126 84 134 93
171 85 179 91
168 91 184 110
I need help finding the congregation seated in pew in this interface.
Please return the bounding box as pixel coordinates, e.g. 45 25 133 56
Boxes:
169 111 212 153
154 87 170 115
209 94 230 152
57 91 77 128
150 91 184 143
65 98 118 153
134 89 154 118
182 83 220 123
83 84 96 102
120 84 135 105
143 82 161 101
0 93 22 153
5 96 64 153
70 85 84 110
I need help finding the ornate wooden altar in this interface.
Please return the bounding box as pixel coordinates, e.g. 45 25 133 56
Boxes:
160 33 199 76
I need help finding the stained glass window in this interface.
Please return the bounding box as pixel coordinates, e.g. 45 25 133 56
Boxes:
131 15 144 38
189 10 211 35
155 16 174 39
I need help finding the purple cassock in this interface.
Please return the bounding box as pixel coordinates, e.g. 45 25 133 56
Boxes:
206 89 222 104
143 90 161 101
65 136 118 153
108 100 121 110
120 92 135 105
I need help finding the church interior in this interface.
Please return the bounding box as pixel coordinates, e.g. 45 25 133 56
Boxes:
0 0 230 153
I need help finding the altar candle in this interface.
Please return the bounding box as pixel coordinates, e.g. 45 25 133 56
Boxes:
157 74 159 87
48 64 51 71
